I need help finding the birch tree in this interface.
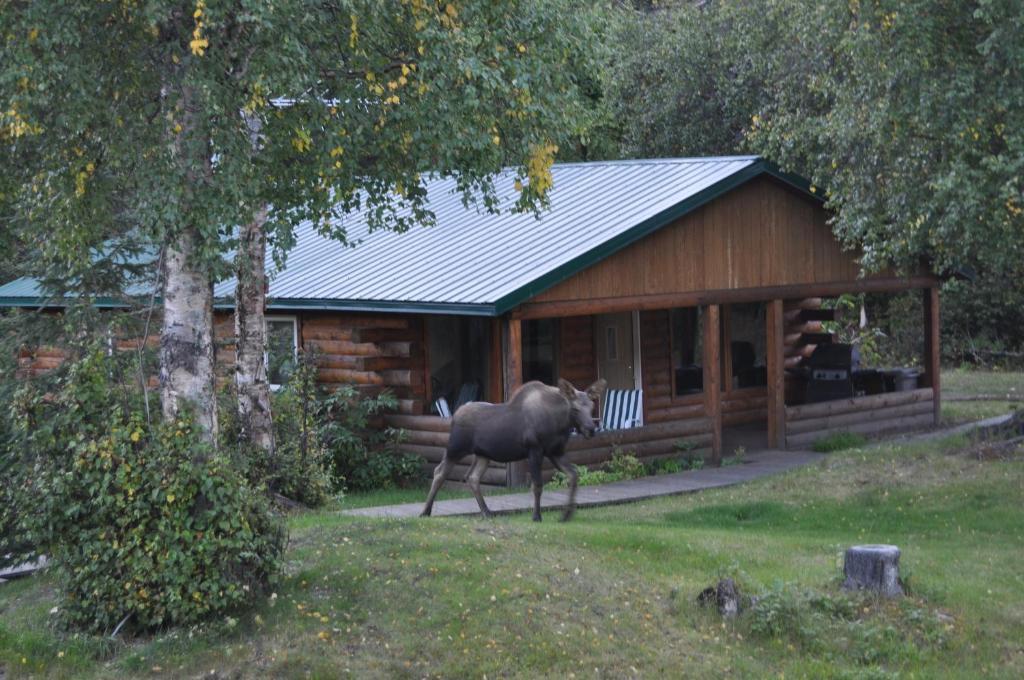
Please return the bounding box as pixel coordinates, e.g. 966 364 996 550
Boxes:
1 1 598 445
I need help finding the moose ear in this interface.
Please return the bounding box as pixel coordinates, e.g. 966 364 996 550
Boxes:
557 378 577 400
586 378 608 401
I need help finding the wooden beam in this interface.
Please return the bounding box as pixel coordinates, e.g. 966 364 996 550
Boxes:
513 276 939 320
488 317 503 403
785 387 934 421
766 299 786 449
503 316 527 486
923 287 941 425
703 304 722 465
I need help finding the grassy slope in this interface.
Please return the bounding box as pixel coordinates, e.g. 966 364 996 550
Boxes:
941 369 1022 425
2 433 1022 679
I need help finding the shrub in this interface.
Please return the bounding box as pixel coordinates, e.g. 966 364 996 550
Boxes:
645 457 684 475
317 383 418 492
11 348 284 634
606 448 645 479
550 465 623 489
642 455 704 476
813 431 868 453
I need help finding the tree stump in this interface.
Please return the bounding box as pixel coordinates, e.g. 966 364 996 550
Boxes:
697 578 741 617
843 545 902 597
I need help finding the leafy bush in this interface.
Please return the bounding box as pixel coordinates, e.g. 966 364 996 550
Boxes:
218 356 333 507
742 582 951 667
550 465 622 489
646 457 684 475
606 448 644 478
10 348 284 634
813 431 868 453
644 454 705 476
317 382 418 492
550 448 649 488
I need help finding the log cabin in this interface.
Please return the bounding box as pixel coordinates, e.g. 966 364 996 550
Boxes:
0 156 942 486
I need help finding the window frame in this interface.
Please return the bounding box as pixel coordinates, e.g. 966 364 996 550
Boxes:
264 315 299 390
669 306 705 404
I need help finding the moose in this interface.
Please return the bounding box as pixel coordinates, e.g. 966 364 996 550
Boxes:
421 378 607 522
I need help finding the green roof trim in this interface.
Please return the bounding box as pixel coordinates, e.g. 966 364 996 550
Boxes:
491 160 821 315
263 298 496 316
0 295 495 317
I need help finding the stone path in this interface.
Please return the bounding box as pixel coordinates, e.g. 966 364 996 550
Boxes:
343 449 824 519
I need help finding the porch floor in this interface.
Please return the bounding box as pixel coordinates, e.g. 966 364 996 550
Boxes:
342 448 824 519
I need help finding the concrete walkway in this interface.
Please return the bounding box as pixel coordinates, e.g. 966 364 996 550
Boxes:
343 449 824 519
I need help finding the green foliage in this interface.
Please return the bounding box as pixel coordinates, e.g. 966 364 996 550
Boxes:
219 356 334 507
550 448 648 488
220 350 417 496
0 1 602 299
744 582 951 668
813 431 869 453
644 454 704 476
6 347 284 634
318 384 419 493
550 464 621 489
601 1 1024 362
606 448 645 478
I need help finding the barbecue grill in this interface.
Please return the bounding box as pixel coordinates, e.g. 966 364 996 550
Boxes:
801 343 860 403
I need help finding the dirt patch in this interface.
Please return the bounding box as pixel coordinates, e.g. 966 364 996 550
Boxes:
964 436 1024 462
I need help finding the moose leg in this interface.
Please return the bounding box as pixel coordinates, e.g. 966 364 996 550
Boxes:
529 450 544 522
550 454 579 522
420 457 456 517
466 456 493 518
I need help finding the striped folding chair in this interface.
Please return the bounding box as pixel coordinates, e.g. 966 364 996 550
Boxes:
599 389 644 431
434 397 452 419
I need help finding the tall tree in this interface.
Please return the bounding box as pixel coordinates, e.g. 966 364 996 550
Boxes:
1 1 598 444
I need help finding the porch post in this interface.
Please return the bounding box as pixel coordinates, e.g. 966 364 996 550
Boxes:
922 287 941 425
488 317 503 403
703 304 722 465
503 316 528 486
766 299 786 449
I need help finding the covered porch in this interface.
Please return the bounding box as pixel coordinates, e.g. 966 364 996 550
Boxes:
386 277 942 488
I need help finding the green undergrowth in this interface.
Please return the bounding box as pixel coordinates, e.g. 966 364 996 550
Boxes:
2 432 1022 678
813 431 869 453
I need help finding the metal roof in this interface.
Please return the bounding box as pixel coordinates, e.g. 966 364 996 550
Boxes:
0 156 817 316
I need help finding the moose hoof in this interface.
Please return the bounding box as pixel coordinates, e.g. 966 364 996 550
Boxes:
480 510 494 519
532 514 542 523
419 509 432 518
560 509 575 522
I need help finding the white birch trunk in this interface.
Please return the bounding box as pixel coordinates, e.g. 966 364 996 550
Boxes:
234 206 276 454
159 228 218 442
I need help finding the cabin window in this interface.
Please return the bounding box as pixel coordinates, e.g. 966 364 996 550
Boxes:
266 316 299 388
523 319 559 385
427 316 492 413
671 307 703 396
725 302 767 390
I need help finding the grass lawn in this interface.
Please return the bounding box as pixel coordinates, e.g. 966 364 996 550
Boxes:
2 431 1022 679
941 369 1021 425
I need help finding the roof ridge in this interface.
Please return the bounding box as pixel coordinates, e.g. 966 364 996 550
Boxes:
550 155 760 169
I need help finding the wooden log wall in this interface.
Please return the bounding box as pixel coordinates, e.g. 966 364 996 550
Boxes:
384 414 508 486
638 310 710 425
722 389 768 426
384 414 715 486
784 387 935 450
782 298 832 404
558 316 597 389
301 312 426 415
